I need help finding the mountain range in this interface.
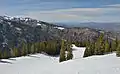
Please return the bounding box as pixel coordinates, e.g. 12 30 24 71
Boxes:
0 16 119 50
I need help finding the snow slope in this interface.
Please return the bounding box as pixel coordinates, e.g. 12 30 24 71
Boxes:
0 45 120 74
72 44 86 59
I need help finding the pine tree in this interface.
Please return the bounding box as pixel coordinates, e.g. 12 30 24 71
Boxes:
31 43 35 54
50 41 57 55
59 39 66 62
37 42 42 53
75 41 81 47
40 42 46 52
104 40 110 53
27 43 32 54
115 37 118 48
10 48 15 57
45 41 51 54
111 40 117 52
2 50 7 59
83 46 90 57
66 42 73 60
83 41 94 57
94 33 104 55
21 42 28 56
116 42 120 57
34 42 39 53
91 42 95 55
11 47 19 57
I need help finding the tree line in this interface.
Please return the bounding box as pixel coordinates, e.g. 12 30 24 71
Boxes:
0 39 73 62
1 33 120 61
83 33 120 57
0 40 61 59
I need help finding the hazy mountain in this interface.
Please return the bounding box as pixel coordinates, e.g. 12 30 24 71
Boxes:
55 22 120 32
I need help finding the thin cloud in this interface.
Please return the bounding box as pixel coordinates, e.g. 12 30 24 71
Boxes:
22 7 120 22
105 4 120 8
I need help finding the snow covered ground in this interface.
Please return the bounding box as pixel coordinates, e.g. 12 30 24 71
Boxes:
72 44 86 59
0 45 120 74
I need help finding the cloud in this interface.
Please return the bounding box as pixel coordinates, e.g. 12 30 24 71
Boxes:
0 0 120 23
105 4 120 8
21 6 120 22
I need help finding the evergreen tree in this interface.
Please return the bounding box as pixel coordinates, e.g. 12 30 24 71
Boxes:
2 48 11 59
27 43 32 54
116 42 120 57
59 39 66 62
31 43 35 54
83 41 95 57
49 41 57 55
10 48 15 57
2 49 7 59
40 42 46 52
10 47 19 58
94 33 105 55
111 40 117 52
45 41 50 54
115 37 118 49
34 42 39 53
66 42 73 60
21 42 28 56
37 42 42 53
91 42 95 54
83 46 90 57
75 41 81 47
104 40 110 53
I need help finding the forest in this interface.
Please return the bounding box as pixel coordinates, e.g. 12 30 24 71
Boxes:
0 33 120 63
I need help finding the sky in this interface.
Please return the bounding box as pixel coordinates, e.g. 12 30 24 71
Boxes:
0 0 120 23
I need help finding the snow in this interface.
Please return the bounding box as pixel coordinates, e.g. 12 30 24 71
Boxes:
54 27 65 30
60 53 120 74
25 18 29 22
3 16 31 22
72 44 86 59
99 30 105 33
37 23 41 26
3 16 9 20
3 16 14 20
15 27 21 31
9 17 14 20
0 45 120 74
0 19 3 23
8 22 11 25
14 16 25 21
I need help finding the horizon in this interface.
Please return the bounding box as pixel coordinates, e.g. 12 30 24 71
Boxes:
0 0 120 23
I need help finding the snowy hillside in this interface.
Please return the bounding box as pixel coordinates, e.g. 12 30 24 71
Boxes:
0 45 120 74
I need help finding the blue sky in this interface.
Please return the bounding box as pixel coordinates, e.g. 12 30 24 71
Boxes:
0 0 120 22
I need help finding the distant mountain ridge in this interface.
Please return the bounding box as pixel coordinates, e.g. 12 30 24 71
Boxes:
55 22 120 31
